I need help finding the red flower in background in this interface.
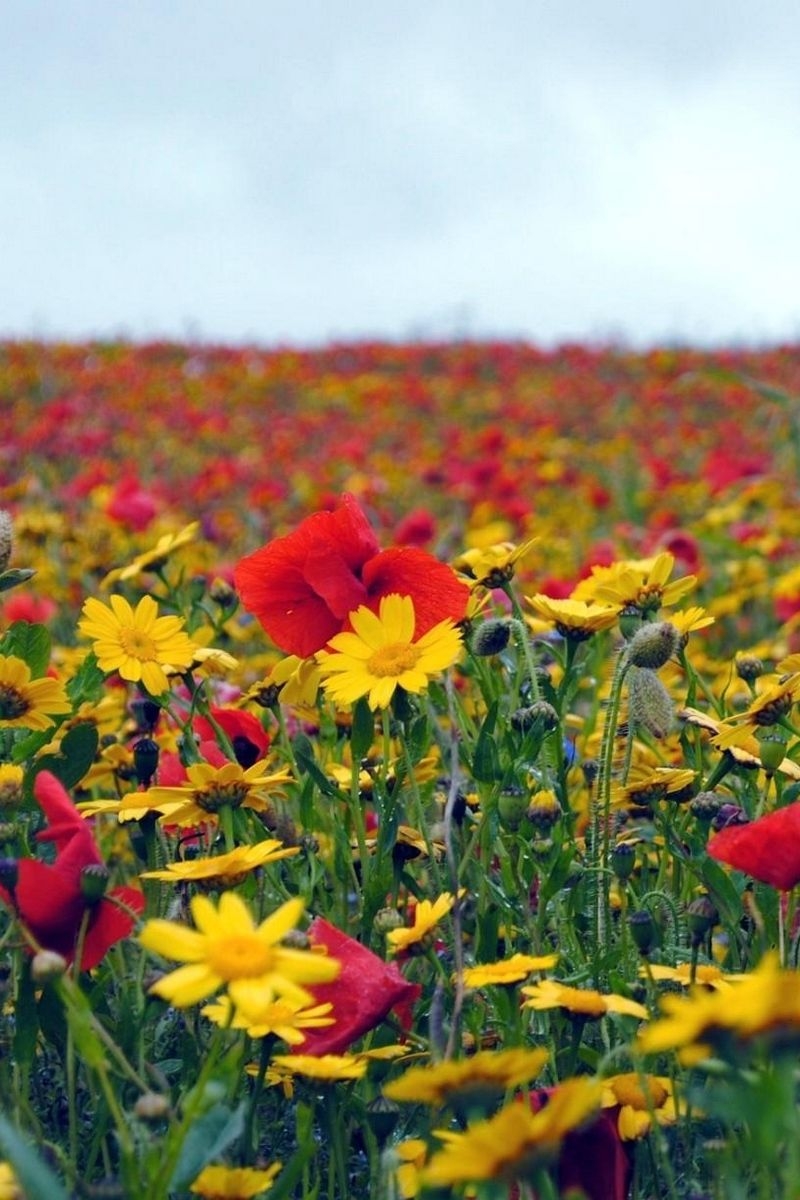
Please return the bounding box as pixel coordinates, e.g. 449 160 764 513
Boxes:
0 771 144 970
192 707 270 768
234 494 469 658
297 917 420 1054
707 803 800 891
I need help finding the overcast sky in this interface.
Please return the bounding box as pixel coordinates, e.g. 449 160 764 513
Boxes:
3 2 800 348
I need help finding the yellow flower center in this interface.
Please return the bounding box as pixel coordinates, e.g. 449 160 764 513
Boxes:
367 642 421 678
207 935 275 980
119 627 158 660
0 684 29 720
611 1074 668 1110
195 781 251 813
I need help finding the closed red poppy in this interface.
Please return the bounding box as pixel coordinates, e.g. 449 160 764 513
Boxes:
298 917 421 1054
509 1092 631 1200
0 771 144 970
707 803 800 890
233 494 469 658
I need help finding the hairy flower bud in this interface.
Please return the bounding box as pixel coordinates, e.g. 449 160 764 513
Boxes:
80 863 110 903
472 618 512 657
626 621 680 670
628 667 675 739
690 791 724 822
133 737 160 788
687 895 719 944
629 908 657 955
31 949 68 984
735 655 764 683
0 510 12 573
498 788 528 831
511 701 559 734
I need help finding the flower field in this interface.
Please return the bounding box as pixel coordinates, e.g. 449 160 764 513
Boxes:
3 337 800 1198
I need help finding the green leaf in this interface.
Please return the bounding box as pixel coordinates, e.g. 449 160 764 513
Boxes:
295 750 342 798
0 1114 70 1200
473 700 501 782
350 696 375 761
697 856 744 928
66 651 106 707
0 621 51 677
27 722 99 796
13 957 39 1074
0 567 36 593
168 1101 246 1190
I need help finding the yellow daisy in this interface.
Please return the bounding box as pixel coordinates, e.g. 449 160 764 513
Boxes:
462 953 559 989
139 892 340 1009
101 522 200 587
0 762 25 808
452 538 538 589
203 995 335 1043
190 1162 281 1198
679 706 800 779
712 672 800 749
525 595 621 640
120 759 293 827
382 1047 549 1107
78 593 197 695
270 1053 367 1081
576 552 696 613
420 1080 602 1188
386 892 457 954
316 594 463 711
0 1162 23 1200
0 654 70 731
139 839 300 884
601 1073 678 1140
520 979 648 1020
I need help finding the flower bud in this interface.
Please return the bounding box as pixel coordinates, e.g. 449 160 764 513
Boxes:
581 758 599 786
365 1094 400 1143
31 949 68 984
756 729 788 774
498 788 528 831
628 667 674 739
374 906 405 934
209 576 237 607
527 789 562 830
626 622 680 670
736 655 764 683
133 1091 171 1122
80 863 110 903
130 698 161 732
618 605 644 639
511 700 559 734
611 841 636 880
133 737 160 787
0 510 12 573
690 791 723 822
0 766 24 810
629 908 657 955
687 895 719 944
472 619 512 657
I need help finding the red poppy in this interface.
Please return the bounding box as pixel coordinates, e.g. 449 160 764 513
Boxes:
233 494 469 658
0 771 144 970
192 707 270 768
509 1092 631 1200
297 917 420 1054
707 803 800 890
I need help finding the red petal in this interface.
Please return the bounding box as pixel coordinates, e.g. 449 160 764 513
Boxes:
361 547 470 635
521 1092 631 1200
80 887 144 971
707 804 800 891
33 771 88 852
193 708 270 758
234 495 379 656
299 918 421 1055
14 860 88 957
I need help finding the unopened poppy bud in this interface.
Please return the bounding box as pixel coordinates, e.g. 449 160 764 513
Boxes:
618 605 644 639
0 510 12 573
626 621 680 670
611 841 636 880
690 791 723 822
0 858 18 891
130 697 161 732
80 863 110 902
472 619 512 657
374 906 405 934
756 729 788 774
629 908 657 955
498 788 528 831
365 1094 400 1143
527 789 562 830
133 1091 171 1122
687 895 719 944
209 576 237 607
511 700 559 734
133 737 160 787
736 655 764 683
628 667 674 739
30 949 68 984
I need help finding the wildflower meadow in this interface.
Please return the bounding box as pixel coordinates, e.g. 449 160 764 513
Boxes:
4 338 800 1200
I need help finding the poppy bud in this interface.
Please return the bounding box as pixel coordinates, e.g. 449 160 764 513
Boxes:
612 841 636 880
374 906 405 934
626 621 680 670
756 729 788 774
687 895 719 944
133 737 160 787
628 667 674 739
618 605 644 639
472 619 512 657
80 863 110 903
31 949 68 984
0 510 12 573
130 698 161 732
690 791 723 822
133 1091 171 1122
629 908 657 955
511 700 559 734
365 1094 400 1143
